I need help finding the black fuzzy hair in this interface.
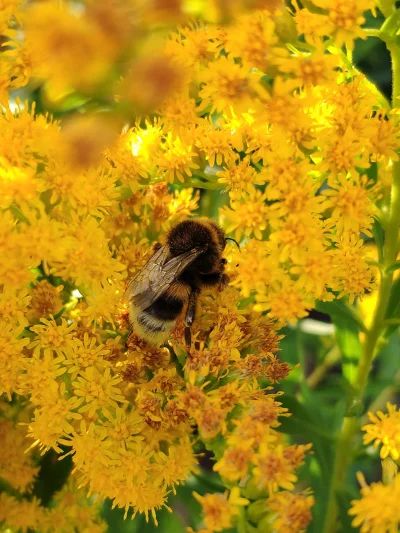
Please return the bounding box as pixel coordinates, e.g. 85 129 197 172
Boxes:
167 219 224 275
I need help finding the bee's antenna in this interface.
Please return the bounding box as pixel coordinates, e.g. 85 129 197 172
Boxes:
225 237 241 251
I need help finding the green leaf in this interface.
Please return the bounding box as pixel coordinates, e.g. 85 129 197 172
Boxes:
315 300 367 333
336 488 357 532
54 92 91 113
9 204 30 224
53 306 66 320
377 333 400 380
386 260 400 273
157 510 187 533
203 434 226 462
385 276 400 318
375 0 396 17
32 449 73 506
336 318 362 386
315 300 363 385
384 277 400 337
359 161 378 183
300 383 346 432
301 0 327 14
118 186 134 202
372 216 385 264
101 499 144 533
278 395 332 436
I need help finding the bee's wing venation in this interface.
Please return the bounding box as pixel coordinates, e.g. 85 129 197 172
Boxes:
125 246 204 310
124 245 170 301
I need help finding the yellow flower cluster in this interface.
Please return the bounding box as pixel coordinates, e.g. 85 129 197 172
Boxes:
0 0 390 531
349 405 400 532
0 401 106 533
0 480 106 533
349 471 400 533
362 402 400 460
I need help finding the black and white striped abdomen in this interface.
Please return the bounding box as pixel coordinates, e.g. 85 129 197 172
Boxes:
131 295 184 345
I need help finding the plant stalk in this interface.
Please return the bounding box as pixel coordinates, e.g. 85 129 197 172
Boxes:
322 40 400 533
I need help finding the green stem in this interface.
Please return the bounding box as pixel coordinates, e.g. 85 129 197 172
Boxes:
323 417 359 532
363 28 381 38
375 0 396 18
322 40 400 533
306 346 341 389
380 9 400 41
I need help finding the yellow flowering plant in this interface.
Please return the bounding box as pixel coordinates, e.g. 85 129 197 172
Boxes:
1 0 400 532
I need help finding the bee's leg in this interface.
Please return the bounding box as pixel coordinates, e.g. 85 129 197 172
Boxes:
184 288 200 350
153 242 162 252
125 323 134 348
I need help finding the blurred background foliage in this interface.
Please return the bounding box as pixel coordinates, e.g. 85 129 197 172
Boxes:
355 10 391 99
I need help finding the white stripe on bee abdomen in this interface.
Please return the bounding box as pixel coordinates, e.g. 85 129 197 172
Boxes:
130 304 175 345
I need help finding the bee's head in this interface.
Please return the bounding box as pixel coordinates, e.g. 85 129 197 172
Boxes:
167 219 223 274
167 220 212 254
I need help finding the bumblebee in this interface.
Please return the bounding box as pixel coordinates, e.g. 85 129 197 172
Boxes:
125 218 238 348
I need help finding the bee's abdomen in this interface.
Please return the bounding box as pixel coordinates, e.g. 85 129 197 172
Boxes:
131 295 184 346
145 295 184 321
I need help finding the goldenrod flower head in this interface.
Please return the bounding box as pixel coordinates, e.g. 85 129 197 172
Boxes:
334 235 377 303
255 279 310 324
59 114 119 170
252 443 299 494
0 323 29 399
312 0 375 49
277 47 339 88
0 494 45 533
194 488 248 532
267 490 314 533
24 1 118 91
322 173 376 237
214 442 254 481
155 133 200 183
349 472 400 533
63 334 111 379
195 120 235 168
224 10 279 70
363 403 400 461
165 22 220 70
29 317 76 358
218 155 266 199
27 280 63 322
0 420 39 492
199 55 262 114
221 189 269 240
119 49 186 113
292 5 333 44
0 286 30 328
73 366 126 419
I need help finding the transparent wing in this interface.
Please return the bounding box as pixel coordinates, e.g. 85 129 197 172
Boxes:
124 245 169 301
124 245 204 310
